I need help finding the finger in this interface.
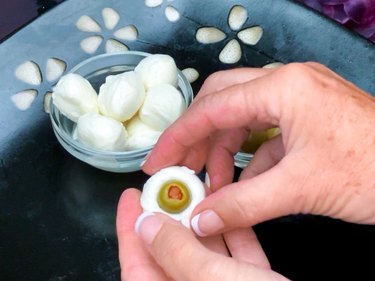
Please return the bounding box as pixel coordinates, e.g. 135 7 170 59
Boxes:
199 234 230 256
143 70 283 175
116 188 170 281
190 160 303 236
206 128 248 191
136 212 289 281
239 135 285 181
224 228 270 269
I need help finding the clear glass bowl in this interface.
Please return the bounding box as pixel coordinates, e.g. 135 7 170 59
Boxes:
234 152 253 169
50 51 193 173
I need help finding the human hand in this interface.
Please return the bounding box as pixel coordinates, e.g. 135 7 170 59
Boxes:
142 63 375 235
117 188 287 281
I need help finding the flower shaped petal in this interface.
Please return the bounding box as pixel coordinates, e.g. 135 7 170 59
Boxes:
145 0 163 8
46 58 66 82
182 68 199 83
105 39 129 53
80 36 103 54
76 15 101 32
196 27 226 44
11 90 38 111
165 6 180 22
15 61 42 85
114 25 138 41
228 5 248 31
219 39 241 64
102 7 120 30
44 92 52 113
262 62 284 69
237 26 263 45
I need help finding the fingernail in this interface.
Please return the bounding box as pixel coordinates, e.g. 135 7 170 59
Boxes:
191 210 224 237
205 172 211 189
140 152 152 167
135 212 162 245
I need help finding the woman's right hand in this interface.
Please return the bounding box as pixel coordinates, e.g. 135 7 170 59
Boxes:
142 62 375 235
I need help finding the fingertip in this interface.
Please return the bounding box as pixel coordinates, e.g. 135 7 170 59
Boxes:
117 188 143 233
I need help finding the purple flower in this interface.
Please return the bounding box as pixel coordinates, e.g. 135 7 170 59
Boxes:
299 0 375 42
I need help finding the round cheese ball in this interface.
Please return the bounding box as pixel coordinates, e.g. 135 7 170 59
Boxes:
135 54 178 90
126 115 162 150
76 112 127 151
139 84 185 131
98 71 145 122
52 73 98 122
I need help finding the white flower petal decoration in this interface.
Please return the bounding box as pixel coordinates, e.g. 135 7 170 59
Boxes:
43 92 52 114
11 90 38 111
237 26 263 45
165 6 180 22
46 58 66 82
196 27 226 44
52 73 98 122
113 25 138 41
141 166 206 228
228 5 248 31
139 84 185 131
262 62 284 69
76 112 128 151
182 68 199 83
76 15 101 32
15 61 42 85
145 0 163 8
105 39 129 53
126 115 162 150
102 7 120 30
98 71 145 122
135 54 178 90
219 39 242 64
80 36 103 54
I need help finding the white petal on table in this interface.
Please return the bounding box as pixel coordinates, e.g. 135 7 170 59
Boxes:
145 0 163 8
80 36 103 54
15 61 42 85
228 5 248 31
196 27 226 44
219 39 242 64
237 26 263 45
105 39 129 53
165 6 180 22
114 25 138 41
76 15 101 32
46 58 66 82
102 7 120 30
262 62 284 69
11 90 38 111
43 92 52 113
182 68 199 83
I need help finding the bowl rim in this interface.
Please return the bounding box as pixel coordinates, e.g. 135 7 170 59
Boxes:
49 51 193 157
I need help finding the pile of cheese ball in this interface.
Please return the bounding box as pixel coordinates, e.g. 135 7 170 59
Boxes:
52 54 186 151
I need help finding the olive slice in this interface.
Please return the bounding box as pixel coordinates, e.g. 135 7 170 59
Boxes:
157 180 191 213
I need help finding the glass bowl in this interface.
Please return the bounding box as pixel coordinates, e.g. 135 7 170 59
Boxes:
234 151 253 169
49 51 193 173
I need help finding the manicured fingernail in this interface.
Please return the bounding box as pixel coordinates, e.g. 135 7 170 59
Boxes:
135 212 162 245
191 210 224 237
205 172 211 189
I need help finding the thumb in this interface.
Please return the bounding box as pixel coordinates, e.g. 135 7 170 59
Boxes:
190 160 307 236
135 212 288 281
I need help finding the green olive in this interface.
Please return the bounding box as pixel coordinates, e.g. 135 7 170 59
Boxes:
157 180 191 213
241 128 281 154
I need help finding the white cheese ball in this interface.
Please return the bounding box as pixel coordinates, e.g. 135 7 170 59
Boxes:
139 84 185 131
76 112 127 151
141 166 206 227
135 54 178 90
52 73 98 122
98 71 145 122
126 115 162 150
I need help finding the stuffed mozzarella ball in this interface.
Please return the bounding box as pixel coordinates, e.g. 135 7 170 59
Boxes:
52 73 98 122
126 115 162 150
140 166 206 227
76 112 127 151
139 84 185 131
135 54 178 90
98 71 145 122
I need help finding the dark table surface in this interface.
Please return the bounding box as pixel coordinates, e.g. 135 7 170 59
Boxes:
1 1 375 281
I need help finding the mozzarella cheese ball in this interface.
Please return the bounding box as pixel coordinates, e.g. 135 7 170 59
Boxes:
135 54 178 90
139 84 185 131
52 73 98 122
126 115 162 150
98 71 145 122
140 166 206 227
76 112 127 151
